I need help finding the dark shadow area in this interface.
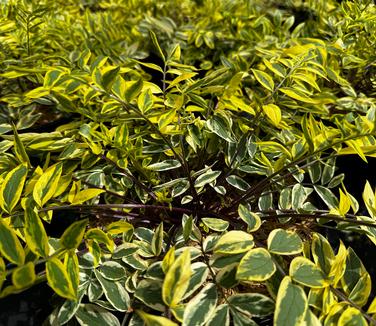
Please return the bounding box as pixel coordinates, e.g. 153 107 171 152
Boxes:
0 283 54 326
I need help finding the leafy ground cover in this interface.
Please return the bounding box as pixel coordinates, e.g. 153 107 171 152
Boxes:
0 0 376 325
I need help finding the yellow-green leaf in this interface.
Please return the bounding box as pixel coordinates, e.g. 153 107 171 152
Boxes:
12 262 35 289
338 307 367 326
267 229 303 255
11 124 30 167
279 87 318 103
214 231 254 255
33 163 63 207
24 205 49 258
85 228 114 252
46 257 76 300
64 251 79 296
274 276 308 326
137 310 178 326
0 219 25 266
236 248 276 282
60 219 88 250
290 257 328 288
0 164 28 214
252 69 274 91
71 189 104 205
162 249 191 307
262 104 282 127
106 220 134 235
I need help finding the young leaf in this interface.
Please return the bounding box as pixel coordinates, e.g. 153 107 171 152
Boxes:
162 249 191 307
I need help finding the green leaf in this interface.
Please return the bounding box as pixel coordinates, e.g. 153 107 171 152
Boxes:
290 257 328 288
71 189 105 205
311 233 335 275
75 304 120 326
138 88 154 113
226 175 250 191
94 270 130 311
12 262 35 289
148 160 181 171
252 69 274 91
238 204 261 232
0 164 28 214
98 261 126 280
101 66 120 91
194 170 221 188
0 219 25 266
124 78 143 102
106 220 134 235
149 30 166 62
162 249 191 307
151 222 164 256
135 279 164 311
274 276 308 326
227 293 274 317
33 163 63 207
11 124 30 167
267 229 303 255
206 115 235 143
314 185 339 209
202 218 229 232
183 283 218 326
25 205 49 258
64 251 79 296
214 231 254 255
206 304 230 326
137 310 178 326
342 248 371 306
183 262 209 299
46 257 76 300
85 228 114 252
60 219 89 250
236 248 276 281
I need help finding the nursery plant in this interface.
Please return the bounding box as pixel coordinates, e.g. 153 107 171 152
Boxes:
0 0 376 325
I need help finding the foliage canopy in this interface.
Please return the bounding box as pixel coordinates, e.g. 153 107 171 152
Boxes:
0 0 376 325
